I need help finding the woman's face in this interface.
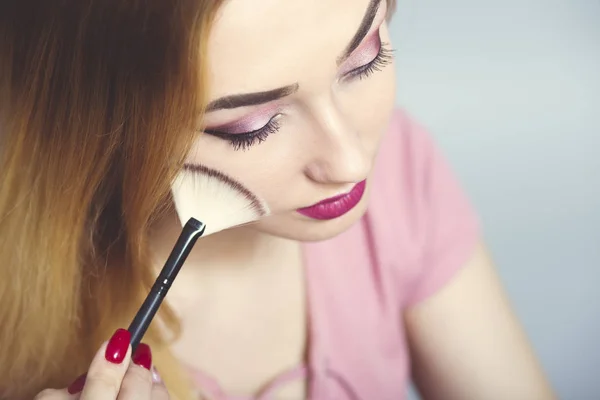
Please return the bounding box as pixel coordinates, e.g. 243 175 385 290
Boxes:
184 0 396 241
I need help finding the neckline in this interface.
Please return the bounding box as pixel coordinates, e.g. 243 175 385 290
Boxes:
185 364 308 400
182 241 326 400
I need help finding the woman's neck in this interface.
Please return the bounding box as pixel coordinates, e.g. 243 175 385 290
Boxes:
148 210 302 304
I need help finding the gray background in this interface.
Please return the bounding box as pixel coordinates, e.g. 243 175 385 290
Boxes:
387 1 600 399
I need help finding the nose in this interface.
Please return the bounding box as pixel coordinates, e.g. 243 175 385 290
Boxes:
303 99 371 184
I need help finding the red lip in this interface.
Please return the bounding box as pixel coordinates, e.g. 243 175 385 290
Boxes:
297 180 366 220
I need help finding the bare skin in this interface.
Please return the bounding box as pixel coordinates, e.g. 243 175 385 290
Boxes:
34 338 169 399
155 0 396 395
163 0 557 399
156 222 308 398
31 0 553 398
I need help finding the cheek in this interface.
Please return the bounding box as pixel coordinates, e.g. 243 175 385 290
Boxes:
337 36 396 144
347 66 397 156
370 67 397 130
183 138 300 213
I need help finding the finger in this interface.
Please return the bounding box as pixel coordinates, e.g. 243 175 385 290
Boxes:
151 367 163 386
35 372 86 399
116 343 153 400
80 328 132 400
66 374 87 396
33 388 76 400
150 369 170 400
150 383 170 400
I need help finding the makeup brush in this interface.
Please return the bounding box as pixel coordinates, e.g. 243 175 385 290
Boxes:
127 163 269 351
170 163 269 235
128 217 205 351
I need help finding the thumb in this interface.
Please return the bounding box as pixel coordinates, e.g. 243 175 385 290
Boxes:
78 328 132 400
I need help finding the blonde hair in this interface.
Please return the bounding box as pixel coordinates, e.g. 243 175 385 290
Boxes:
0 1 223 398
0 1 395 398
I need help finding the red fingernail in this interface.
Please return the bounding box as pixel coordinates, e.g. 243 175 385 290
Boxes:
104 328 131 364
67 373 86 394
132 343 152 370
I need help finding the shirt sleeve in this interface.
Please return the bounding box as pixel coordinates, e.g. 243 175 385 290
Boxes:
400 113 481 307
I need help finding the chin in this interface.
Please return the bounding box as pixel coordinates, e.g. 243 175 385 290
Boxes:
251 184 372 242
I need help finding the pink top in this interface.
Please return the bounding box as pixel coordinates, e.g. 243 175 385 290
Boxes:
188 109 480 399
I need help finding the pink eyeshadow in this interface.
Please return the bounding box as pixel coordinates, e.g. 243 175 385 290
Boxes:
339 31 382 76
205 104 280 134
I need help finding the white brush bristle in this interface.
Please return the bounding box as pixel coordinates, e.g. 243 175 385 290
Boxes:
171 169 268 236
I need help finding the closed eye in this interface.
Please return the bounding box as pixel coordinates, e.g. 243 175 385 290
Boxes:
204 115 282 151
341 34 394 82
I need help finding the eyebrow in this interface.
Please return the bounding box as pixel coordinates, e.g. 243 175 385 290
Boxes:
205 0 383 113
337 0 383 65
205 83 299 112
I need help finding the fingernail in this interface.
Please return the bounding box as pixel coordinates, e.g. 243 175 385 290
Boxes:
104 328 131 364
67 373 86 394
132 343 152 370
151 366 163 384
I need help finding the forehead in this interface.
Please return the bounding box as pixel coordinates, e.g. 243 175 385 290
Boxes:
206 0 373 97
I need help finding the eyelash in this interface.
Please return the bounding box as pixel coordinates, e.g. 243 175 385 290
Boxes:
343 42 395 81
208 41 394 151
205 117 281 151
